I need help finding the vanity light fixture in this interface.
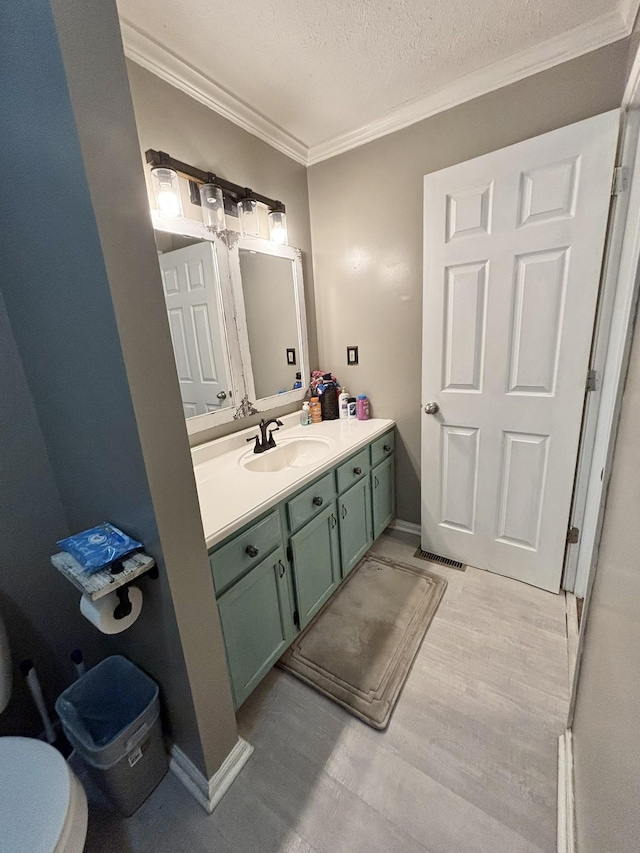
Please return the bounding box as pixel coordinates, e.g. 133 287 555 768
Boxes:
268 202 288 246
145 150 286 238
199 183 226 233
150 166 183 220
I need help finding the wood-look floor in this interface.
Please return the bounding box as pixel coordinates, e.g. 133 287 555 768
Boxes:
84 530 569 853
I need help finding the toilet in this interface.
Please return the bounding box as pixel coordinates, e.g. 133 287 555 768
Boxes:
0 614 88 853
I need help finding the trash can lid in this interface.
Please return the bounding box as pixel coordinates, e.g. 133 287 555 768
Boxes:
0 737 72 853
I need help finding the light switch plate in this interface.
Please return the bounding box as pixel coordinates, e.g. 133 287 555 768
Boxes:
347 346 359 365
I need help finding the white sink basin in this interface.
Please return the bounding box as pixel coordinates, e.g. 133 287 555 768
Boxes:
240 436 334 473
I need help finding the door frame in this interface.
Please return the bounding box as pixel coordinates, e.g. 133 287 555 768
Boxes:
567 59 640 724
564 98 640 598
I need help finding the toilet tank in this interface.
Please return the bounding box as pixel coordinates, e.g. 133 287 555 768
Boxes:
0 611 12 713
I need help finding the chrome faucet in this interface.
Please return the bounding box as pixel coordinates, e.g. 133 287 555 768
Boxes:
246 418 284 454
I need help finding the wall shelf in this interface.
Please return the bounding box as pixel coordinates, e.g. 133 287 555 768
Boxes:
51 551 156 601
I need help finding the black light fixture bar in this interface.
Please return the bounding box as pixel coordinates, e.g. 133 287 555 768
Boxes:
145 149 285 212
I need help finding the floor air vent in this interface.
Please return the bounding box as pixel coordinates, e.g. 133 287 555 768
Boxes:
413 549 466 571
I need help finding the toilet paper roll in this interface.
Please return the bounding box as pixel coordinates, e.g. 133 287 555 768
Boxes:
80 586 143 634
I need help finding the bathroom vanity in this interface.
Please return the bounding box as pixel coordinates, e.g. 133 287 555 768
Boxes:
154 214 395 708
192 417 395 708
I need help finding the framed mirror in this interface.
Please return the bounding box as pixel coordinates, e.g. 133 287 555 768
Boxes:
228 234 309 416
152 213 309 435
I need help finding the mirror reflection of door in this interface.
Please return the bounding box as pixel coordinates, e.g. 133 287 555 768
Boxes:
239 249 300 399
156 235 233 418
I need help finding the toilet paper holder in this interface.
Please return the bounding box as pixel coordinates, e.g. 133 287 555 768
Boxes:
112 563 158 619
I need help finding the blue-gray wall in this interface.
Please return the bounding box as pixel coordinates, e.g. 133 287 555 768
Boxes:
0 0 237 776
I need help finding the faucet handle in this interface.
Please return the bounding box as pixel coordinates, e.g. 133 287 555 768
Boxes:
246 435 260 452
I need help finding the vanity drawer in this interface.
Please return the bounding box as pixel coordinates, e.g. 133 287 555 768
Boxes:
336 447 370 494
287 471 336 533
210 510 282 595
371 430 395 467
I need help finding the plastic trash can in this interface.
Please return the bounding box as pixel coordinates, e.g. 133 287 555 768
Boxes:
55 655 168 816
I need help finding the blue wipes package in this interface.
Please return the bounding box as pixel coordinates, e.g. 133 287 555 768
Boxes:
57 523 142 574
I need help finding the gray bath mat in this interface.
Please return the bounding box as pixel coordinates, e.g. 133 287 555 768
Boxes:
278 553 447 729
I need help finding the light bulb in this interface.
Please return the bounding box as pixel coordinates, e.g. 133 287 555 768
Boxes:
200 183 226 232
151 167 183 220
269 209 288 246
238 197 260 237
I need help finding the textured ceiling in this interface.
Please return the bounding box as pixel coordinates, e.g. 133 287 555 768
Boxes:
117 0 634 152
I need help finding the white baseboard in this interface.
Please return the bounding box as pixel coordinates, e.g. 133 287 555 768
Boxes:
565 593 580 693
169 737 254 813
558 730 576 853
388 518 421 537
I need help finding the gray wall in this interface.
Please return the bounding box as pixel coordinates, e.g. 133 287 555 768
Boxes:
0 293 107 737
1 0 237 778
307 40 630 524
125 59 318 444
571 318 640 850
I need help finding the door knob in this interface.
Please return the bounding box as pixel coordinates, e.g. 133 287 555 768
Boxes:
217 391 227 400
424 402 439 415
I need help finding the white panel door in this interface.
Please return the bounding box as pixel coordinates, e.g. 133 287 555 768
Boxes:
158 242 232 418
422 111 619 592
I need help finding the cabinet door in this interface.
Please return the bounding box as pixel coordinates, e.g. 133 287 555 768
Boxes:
338 477 373 577
290 503 341 629
372 455 395 539
217 548 293 708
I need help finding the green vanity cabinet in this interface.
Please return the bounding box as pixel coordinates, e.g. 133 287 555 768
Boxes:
217 546 294 708
372 455 395 539
290 502 341 628
338 477 373 576
210 428 395 708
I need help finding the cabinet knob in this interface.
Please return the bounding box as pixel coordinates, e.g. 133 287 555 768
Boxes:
383 444 391 452
312 496 324 507
353 466 362 475
245 545 259 558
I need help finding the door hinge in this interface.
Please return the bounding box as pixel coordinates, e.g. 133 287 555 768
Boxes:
567 526 580 545
286 545 293 563
612 166 628 196
293 609 300 629
586 369 598 392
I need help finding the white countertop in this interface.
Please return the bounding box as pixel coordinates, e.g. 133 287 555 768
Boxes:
192 415 395 549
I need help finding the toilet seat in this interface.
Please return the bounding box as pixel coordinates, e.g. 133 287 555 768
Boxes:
0 737 87 853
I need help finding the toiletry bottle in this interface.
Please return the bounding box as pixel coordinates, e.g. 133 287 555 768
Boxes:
320 373 339 420
357 394 370 420
300 401 311 426
338 386 350 419
310 397 322 424
347 397 357 419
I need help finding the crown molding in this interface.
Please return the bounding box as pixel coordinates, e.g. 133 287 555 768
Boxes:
120 8 636 169
119 18 308 166
307 9 632 165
